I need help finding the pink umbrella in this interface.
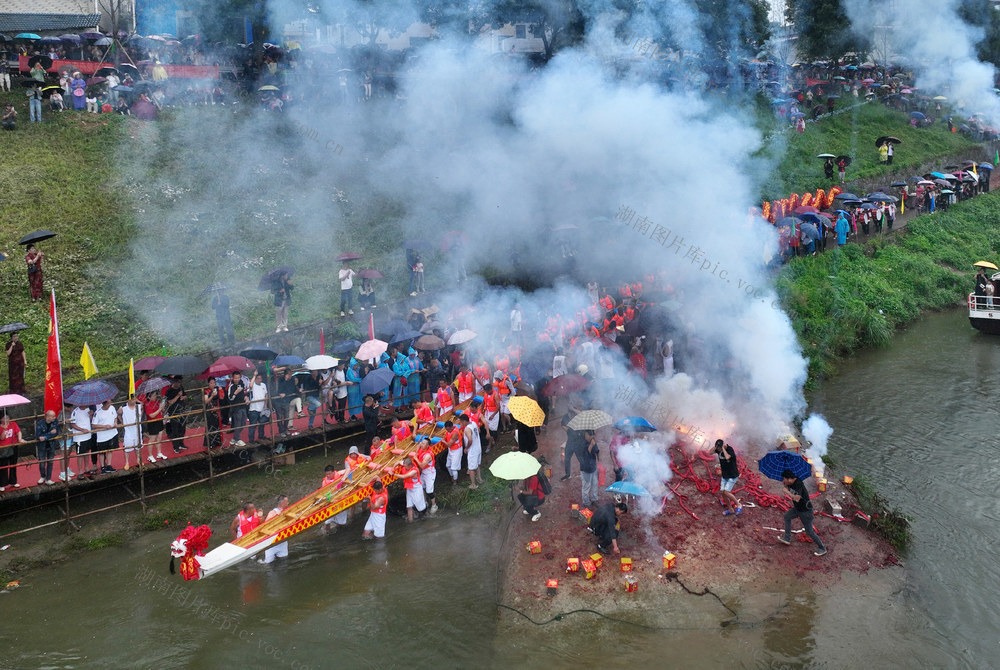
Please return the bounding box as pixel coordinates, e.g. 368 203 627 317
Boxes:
356 339 388 360
0 394 31 408
793 205 819 214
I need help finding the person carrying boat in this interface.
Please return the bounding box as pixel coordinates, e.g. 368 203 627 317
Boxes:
415 440 438 514
442 420 463 483
388 417 412 446
262 495 290 563
435 378 455 417
369 435 385 459
230 503 261 540
455 364 475 404
345 445 370 472
321 465 349 531
460 413 483 489
394 457 426 522
362 480 388 539
413 401 434 431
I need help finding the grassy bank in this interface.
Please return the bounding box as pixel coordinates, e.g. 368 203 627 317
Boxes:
0 90 163 388
776 191 1000 382
755 98 980 200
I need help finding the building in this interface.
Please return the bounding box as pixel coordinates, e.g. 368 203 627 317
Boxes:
0 0 100 36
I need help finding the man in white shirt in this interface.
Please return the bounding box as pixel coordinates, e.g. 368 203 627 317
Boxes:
331 361 348 423
70 404 92 479
248 373 269 443
119 396 142 471
339 262 356 317
92 399 119 474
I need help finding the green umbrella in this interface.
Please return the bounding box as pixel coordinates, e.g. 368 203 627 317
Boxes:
488 452 541 481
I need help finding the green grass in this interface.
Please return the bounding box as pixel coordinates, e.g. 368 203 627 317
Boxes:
849 474 912 552
755 97 980 200
776 192 1000 383
0 90 163 388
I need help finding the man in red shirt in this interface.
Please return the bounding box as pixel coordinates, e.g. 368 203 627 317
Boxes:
230 502 260 540
362 480 388 539
394 457 426 521
442 420 463 482
0 413 23 491
455 364 475 404
518 469 546 521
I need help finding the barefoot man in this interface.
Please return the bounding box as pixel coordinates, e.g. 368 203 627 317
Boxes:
460 413 483 489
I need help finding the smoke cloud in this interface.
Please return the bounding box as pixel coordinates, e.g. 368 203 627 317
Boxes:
117 0 811 450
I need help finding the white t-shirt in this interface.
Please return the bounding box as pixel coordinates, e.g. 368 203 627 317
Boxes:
121 403 141 447
93 406 118 442
552 355 567 378
249 382 268 412
71 407 91 444
339 268 355 290
510 309 522 332
333 369 348 399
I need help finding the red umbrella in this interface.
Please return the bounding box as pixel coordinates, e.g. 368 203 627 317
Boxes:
197 355 257 379
542 374 591 397
336 253 362 262
793 205 819 214
133 356 165 371
357 269 384 279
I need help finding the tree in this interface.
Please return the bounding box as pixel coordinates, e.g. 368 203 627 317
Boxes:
694 0 771 62
957 0 1000 71
785 0 869 62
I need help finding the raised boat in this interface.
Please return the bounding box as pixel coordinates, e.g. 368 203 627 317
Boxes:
191 400 470 579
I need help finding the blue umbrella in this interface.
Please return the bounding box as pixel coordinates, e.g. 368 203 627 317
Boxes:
378 319 411 337
757 450 812 481
929 171 948 179
360 367 395 395
15 33 41 40
273 355 305 367
978 163 994 171
799 222 821 241
910 111 926 120
389 330 422 344
799 212 823 223
330 339 362 354
614 416 657 432
606 481 651 496
64 380 119 405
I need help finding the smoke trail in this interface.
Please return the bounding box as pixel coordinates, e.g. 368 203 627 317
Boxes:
615 436 673 515
801 413 833 465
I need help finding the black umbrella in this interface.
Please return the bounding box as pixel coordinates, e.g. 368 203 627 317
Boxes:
258 266 294 291
132 80 157 93
155 355 208 376
40 85 62 98
18 230 57 245
390 330 423 345
28 55 52 70
240 346 278 361
799 222 821 241
0 323 29 335
836 155 852 166
867 193 898 202
94 66 118 77
330 339 362 354
875 135 902 147
201 282 230 294
891 181 907 187
833 192 859 200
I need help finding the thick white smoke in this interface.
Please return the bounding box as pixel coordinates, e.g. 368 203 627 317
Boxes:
801 413 833 465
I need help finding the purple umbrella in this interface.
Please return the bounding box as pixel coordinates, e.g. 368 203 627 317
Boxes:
80 32 105 41
64 380 119 405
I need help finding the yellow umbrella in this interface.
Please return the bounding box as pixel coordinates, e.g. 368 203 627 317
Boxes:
973 260 999 270
507 396 545 427
285 40 303 50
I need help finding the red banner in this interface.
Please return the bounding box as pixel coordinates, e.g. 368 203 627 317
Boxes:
44 290 63 414
19 55 220 80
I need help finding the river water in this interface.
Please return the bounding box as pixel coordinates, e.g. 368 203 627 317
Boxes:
1 310 994 669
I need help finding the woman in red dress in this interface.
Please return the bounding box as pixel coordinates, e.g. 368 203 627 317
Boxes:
25 244 43 302
5 333 25 394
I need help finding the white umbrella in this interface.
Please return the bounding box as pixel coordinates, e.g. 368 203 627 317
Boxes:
447 329 478 345
305 354 339 370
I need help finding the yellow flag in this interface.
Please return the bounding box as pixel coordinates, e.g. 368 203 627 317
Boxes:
80 342 98 380
129 358 135 397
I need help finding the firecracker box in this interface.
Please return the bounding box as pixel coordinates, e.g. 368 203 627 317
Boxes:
579 508 593 522
546 579 558 596
566 557 580 572
817 478 828 492
526 541 542 554
570 503 579 511
620 557 632 572
590 553 604 569
843 475 854 485
715 466 721 475
582 559 597 579
544 467 552 479
663 552 676 569
624 575 638 592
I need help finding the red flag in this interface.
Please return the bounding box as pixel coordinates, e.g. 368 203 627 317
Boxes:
320 328 325 355
368 314 375 340
44 290 64 413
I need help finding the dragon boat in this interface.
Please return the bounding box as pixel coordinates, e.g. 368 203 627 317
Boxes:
173 399 472 580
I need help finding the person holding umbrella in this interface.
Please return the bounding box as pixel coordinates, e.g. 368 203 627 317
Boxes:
837 156 848 183
5 332 26 394
274 271 293 332
0 412 24 491
26 81 43 122
824 158 835 180
518 466 547 521
24 244 44 302
777 469 827 556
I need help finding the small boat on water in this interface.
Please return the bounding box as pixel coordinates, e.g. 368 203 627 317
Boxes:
968 292 1000 334
184 400 471 580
